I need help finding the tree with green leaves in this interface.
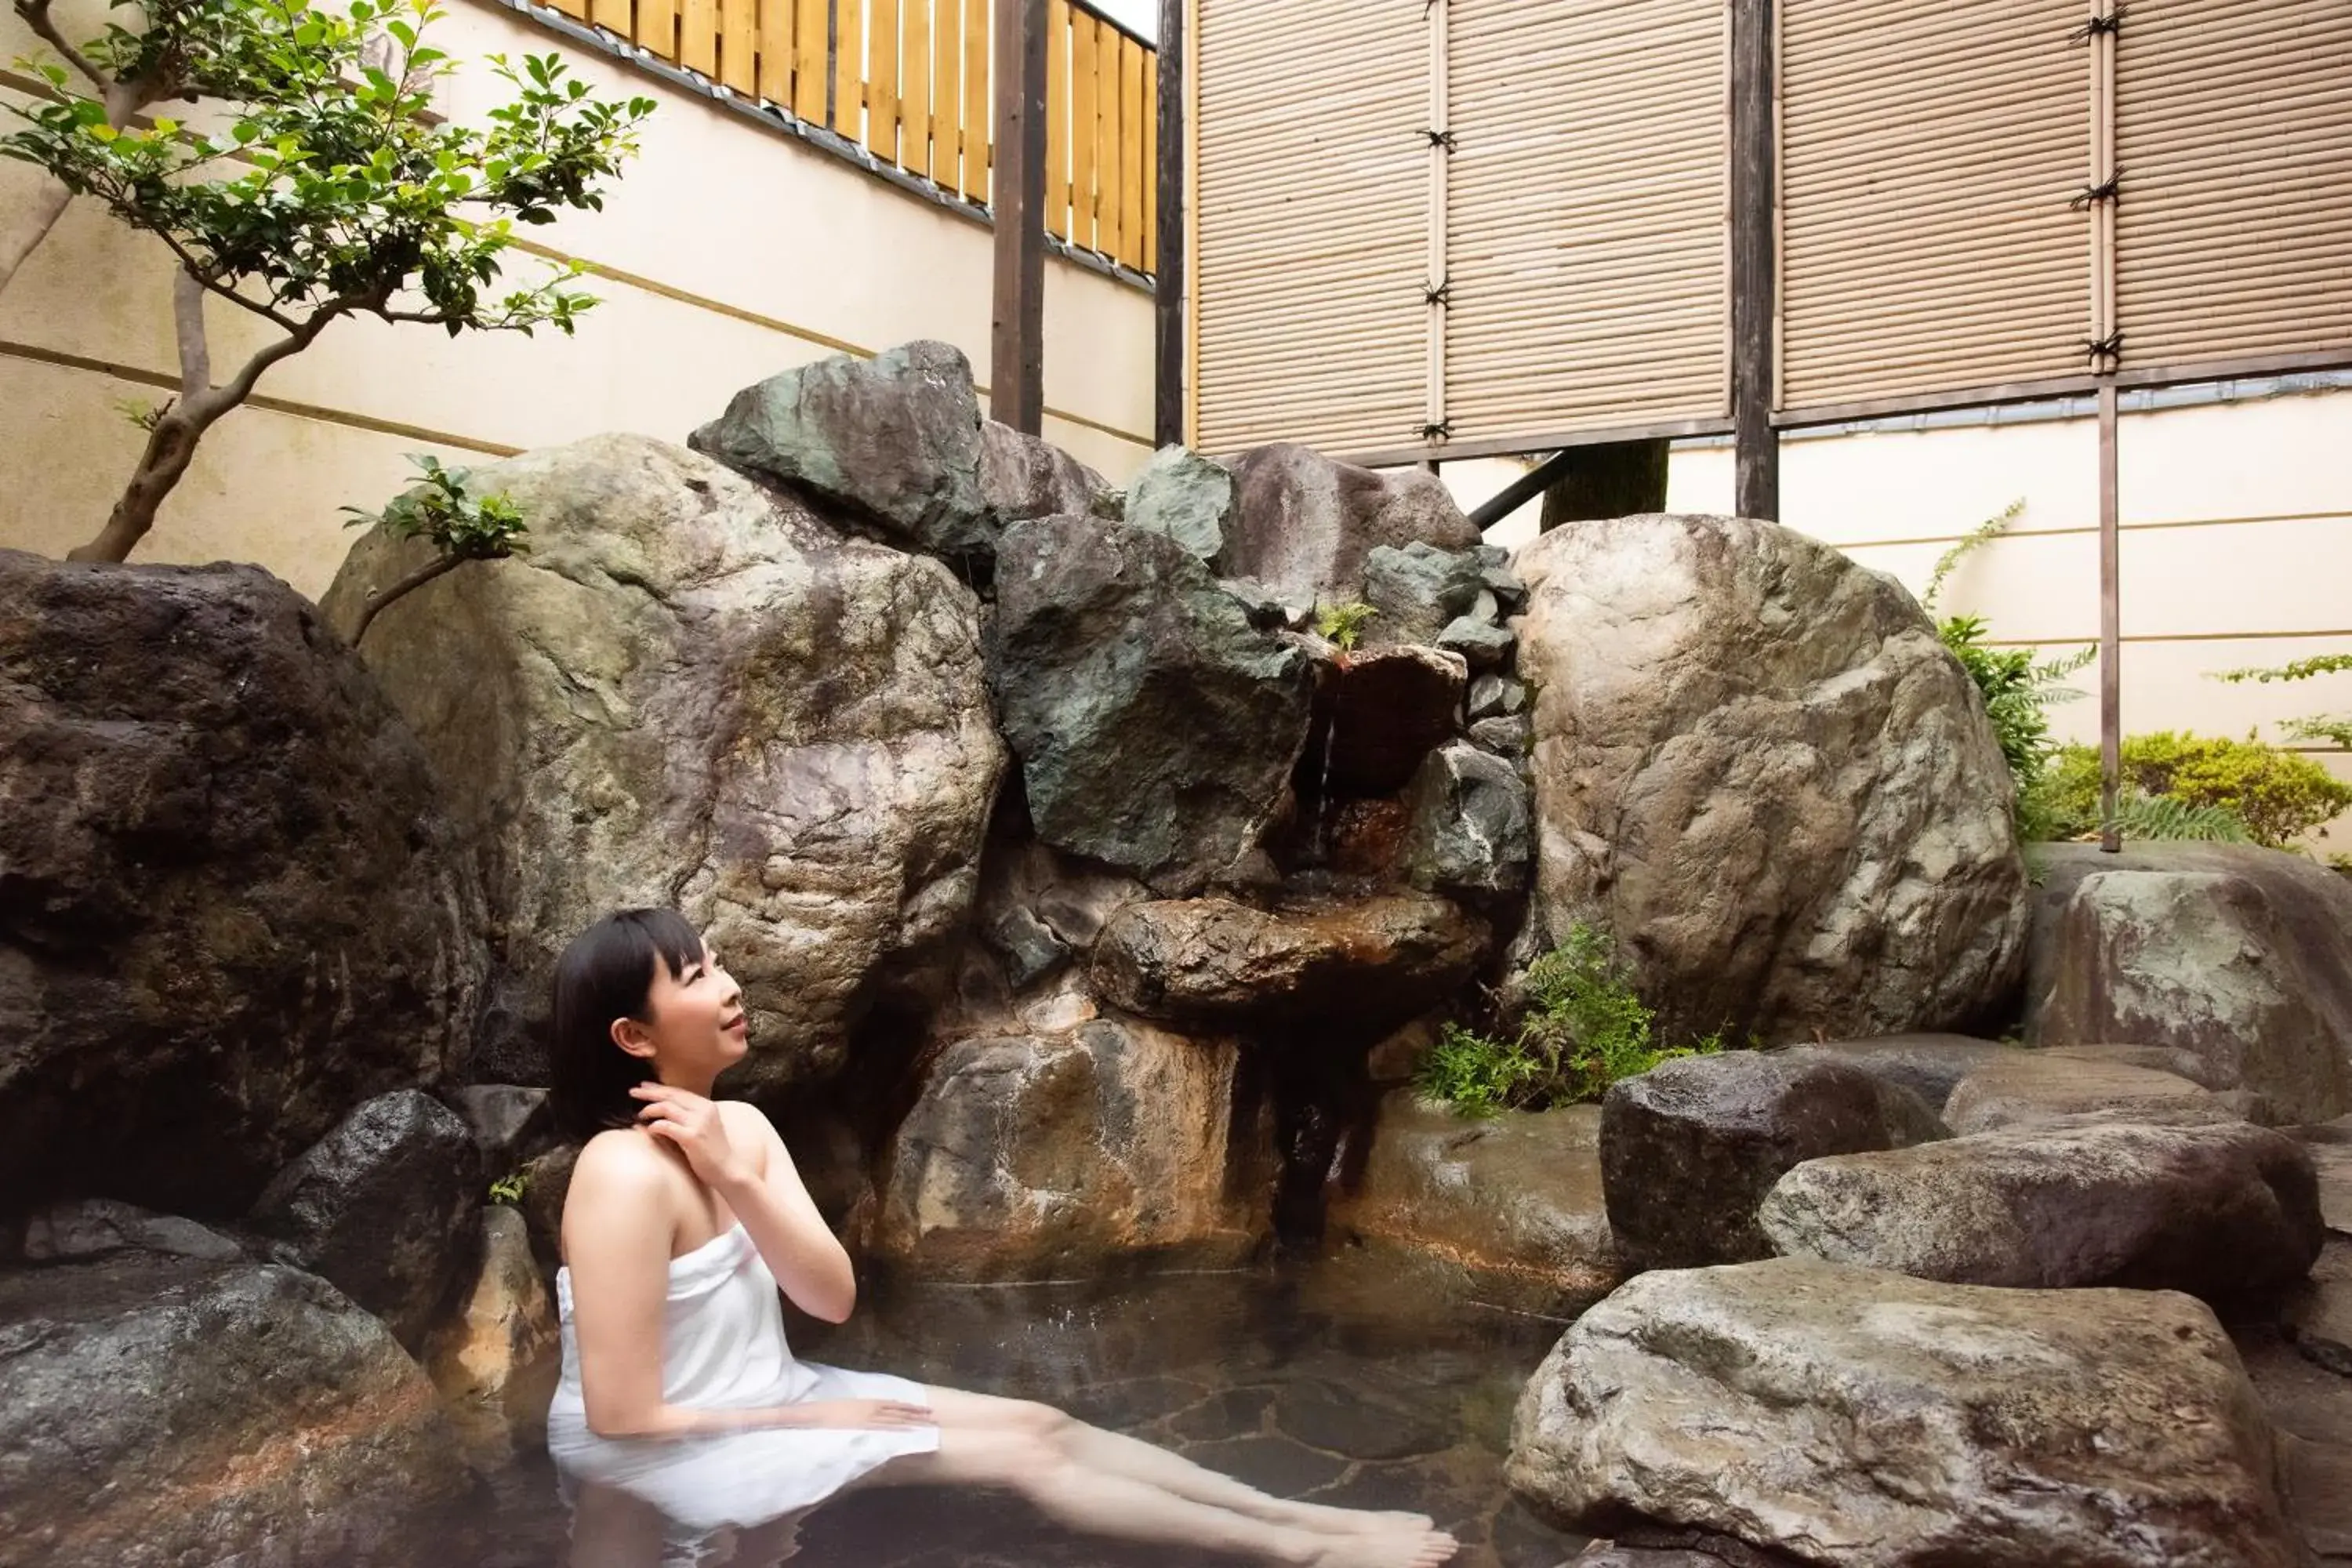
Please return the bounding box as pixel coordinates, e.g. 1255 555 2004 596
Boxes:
2215 654 2352 751
2 0 652 565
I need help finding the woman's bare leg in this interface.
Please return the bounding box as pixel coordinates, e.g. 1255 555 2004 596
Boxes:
919 1388 1448 1549
566 1479 671 1568
866 1425 1455 1568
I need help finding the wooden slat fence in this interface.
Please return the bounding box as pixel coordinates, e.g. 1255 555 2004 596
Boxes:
546 0 1156 271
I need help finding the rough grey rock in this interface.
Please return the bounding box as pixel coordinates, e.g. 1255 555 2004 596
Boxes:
246 1089 481 1350
1360 542 1491 649
1507 1258 2304 1568
2285 1238 2352 1376
2024 842 2352 1125
1514 514 2029 1044
1468 714 1532 757
445 1084 554 1185
1768 1035 2021 1114
325 436 1004 1094
1401 742 1534 905
13 1200 242 1265
1942 1053 2241 1134
1760 1120 2324 1301
978 416 1112 533
1218 444 1483 608
687 340 996 565
424 1204 561 1463
1469 673 1527 720
0 1254 472 1568
0 550 485 1218
869 1016 1273 1282
984 904 1070 990
1438 615 1515 670
989 516 1314 891
1091 887 1488 1036
1123 445 1236 560
1322 644 1467 798
1600 1051 1947 1272
1328 1095 1622 1316
1216 575 1313 633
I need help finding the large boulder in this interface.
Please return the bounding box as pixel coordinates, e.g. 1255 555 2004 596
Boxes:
1941 1053 2239 1134
0 1254 473 1568
1327 1095 1622 1315
1600 1051 1947 1272
2024 842 2352 1125
1513 514 2027 1044
1359 541 1490 649
688 341 989 565
979 418 1114 532
1217 444 1483 608
1508 1258 2304 1568
1764 1036 2020 1115
324 436 1004 1092
246 1089 479 1350
1090 887 1488 1036
0 550 485 1218
867 1017 1273 1281
1123 445 1235 560
426 1205 561 1461
989 516 1314 890
1759 1121 2325 1301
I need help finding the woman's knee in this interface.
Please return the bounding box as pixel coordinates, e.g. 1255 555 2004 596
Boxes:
1007 1398 1074 1442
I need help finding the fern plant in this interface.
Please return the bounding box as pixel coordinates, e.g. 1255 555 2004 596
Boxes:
2214 654 2352 750
2103 791 2253 844
1314 601 1377 652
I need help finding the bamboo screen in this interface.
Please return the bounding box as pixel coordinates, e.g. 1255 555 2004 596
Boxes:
1193 0 1429 453
1444 0 1726 445
546 0 1158 271
1777 0 2085 412
2114 0 2352 370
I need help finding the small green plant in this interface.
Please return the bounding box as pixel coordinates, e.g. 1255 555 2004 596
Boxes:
1414 924 1728 1117
2215 654 2352 750
488 1168 528 1205
1314 601 1377 652
2104 791 2254 844
339 453 528 642
2031 731 2350 848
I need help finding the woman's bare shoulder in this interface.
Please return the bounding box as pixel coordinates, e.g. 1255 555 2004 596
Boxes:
569 1128 680 1205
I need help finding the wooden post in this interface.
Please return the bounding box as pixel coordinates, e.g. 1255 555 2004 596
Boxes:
2098 379 2122 852
992 0 1048 433
1152 0 1185 448
1730 0 1778 520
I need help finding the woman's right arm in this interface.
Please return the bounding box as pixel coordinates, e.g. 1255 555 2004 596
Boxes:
562 1135 931 1441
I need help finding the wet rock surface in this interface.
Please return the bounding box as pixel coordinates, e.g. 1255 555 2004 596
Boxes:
2025 842 2352 1125
0 1254 472 1568
425 1205 561 1464
1508 1258 2307 1568
1402 741 1535 906
326 434 1004 1094
1765 1035 2019 1113
989 515 1314 891
1091 887 1489 1035
1760 1120 2325 1301
1321 643 1468 797
1513 513 2028 1045
1942 1052 2241 1133
246 1089 480 1350
1600 1052 1947 1272
0 550 485 1217
1328 1096 1623 1316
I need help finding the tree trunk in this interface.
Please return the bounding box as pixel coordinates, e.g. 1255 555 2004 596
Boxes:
67 415 203 562
0 180 74 300
1538 440 1670 532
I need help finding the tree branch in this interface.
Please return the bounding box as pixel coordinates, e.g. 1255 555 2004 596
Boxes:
0 179 72 299
143 228 307 335
349 553 464 644
172 268 210 401
187 307 337 422
14 0 107 90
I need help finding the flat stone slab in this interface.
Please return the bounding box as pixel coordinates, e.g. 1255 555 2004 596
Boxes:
1508 1257 2305 1568
1943 1053 2240 1134
1759 1120 2324 1301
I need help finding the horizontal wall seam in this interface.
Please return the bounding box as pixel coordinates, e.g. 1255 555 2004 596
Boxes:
1829 510 2352 551
1983 628 2352 648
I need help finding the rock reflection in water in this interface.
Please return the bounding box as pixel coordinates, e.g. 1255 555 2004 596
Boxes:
433 1258 1584 1568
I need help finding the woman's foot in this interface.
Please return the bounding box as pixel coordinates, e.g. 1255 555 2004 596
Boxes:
1300 1526 1457 1567
1275 1498 1437 1537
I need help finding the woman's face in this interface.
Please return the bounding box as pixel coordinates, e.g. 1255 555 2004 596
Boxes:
631 942 749 1080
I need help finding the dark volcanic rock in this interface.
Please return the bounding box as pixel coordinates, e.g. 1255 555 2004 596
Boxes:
0 1253 471 1568
248 1089 480 1349
1401 741 1534 906
1760 1120 2325 1301
1768 1035 2020 1114
1359 542 1490 649
1600 1051 1947 1271
1218 444 1482 608
1091 888 1488 1036
989 516 1315 890
1322 644 1467 798
0 550 485 1218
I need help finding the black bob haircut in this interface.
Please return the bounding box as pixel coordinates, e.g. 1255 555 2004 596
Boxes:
549 908 706 1144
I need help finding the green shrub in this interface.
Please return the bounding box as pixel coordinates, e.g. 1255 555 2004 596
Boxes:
2032 732 2351 848
1314 601 1377 652
1414 924 1727 1116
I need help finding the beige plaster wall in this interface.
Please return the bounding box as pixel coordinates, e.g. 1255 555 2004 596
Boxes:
0 0 1154 600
